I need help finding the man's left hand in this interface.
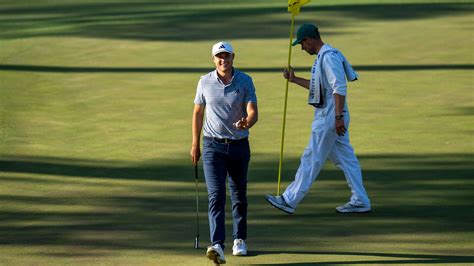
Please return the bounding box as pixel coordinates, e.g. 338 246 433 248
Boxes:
336 119 346 136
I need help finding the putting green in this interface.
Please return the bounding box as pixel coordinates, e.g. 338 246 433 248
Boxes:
1 0 473 265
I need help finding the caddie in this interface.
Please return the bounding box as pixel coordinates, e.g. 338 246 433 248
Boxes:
265 23 371 214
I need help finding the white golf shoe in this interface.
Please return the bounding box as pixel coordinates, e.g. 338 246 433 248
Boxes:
265 195 295 214
232 239 247 256
336 202 371 213
206 244 226 264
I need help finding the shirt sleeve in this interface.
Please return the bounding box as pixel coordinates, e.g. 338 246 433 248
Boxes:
245 77 257 103
323 52 347 96
194 78 205 105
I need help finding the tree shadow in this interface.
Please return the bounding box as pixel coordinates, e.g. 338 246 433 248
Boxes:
1 2 472 41
0 64 473 74
248 251 474 264
0 152 473 257
444 106 474 116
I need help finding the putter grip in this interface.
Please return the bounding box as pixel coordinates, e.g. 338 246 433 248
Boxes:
195 165 198 180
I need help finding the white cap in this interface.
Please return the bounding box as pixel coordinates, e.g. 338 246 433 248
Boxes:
211 41 234 56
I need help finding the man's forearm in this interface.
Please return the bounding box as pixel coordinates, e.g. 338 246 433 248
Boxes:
192 118 203 146
192 106 204 146
246 112 258 128
292 77 310 90
245 103 258 129
333 93 345 116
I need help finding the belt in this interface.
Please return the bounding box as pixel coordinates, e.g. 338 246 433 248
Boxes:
205 136 248 144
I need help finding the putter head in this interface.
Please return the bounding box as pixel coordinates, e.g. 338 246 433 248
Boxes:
194 236 199 249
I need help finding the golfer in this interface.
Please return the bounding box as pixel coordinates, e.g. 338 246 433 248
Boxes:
190 41 258 264
266 23 371 214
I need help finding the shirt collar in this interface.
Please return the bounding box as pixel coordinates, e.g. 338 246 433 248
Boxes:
214 68 238 85
317 44 331 59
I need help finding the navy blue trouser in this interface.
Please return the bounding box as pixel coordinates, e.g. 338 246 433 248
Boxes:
202 137 250 249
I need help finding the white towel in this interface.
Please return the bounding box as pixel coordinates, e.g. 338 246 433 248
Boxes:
308 47 358 107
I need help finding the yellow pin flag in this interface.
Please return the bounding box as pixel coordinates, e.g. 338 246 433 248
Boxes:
288 0 311 15
277 0 311 195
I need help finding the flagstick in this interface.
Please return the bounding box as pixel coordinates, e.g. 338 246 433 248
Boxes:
277 13 296 196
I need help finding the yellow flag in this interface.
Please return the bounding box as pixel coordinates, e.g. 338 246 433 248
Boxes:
288 0 311 15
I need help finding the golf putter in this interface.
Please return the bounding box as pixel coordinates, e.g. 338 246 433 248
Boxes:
194 164 200 249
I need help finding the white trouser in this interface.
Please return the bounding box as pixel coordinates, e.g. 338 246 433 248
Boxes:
282 114 370 208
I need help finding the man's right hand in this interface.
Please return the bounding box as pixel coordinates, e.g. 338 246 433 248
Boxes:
283 66 296 83
190 145 200 165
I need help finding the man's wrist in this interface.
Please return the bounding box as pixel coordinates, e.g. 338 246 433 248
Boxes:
335 114 344 120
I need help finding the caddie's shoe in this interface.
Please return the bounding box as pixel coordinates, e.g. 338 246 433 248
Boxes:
265 195 295 214
232 239 247 256
206 244 226 264
336 202 371 213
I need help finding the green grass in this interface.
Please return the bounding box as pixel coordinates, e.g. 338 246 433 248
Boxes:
1 0 473 265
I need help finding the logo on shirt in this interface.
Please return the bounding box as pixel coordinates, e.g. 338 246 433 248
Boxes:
235 89 240 94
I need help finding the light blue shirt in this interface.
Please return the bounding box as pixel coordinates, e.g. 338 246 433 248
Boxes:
313 44 355 117
194 69 257 139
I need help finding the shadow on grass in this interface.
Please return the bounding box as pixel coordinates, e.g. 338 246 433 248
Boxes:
0 1 472 40
1 152 473 182
0 153 473 258
1 64 473 73
446 106 474 116
249 251 474 264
